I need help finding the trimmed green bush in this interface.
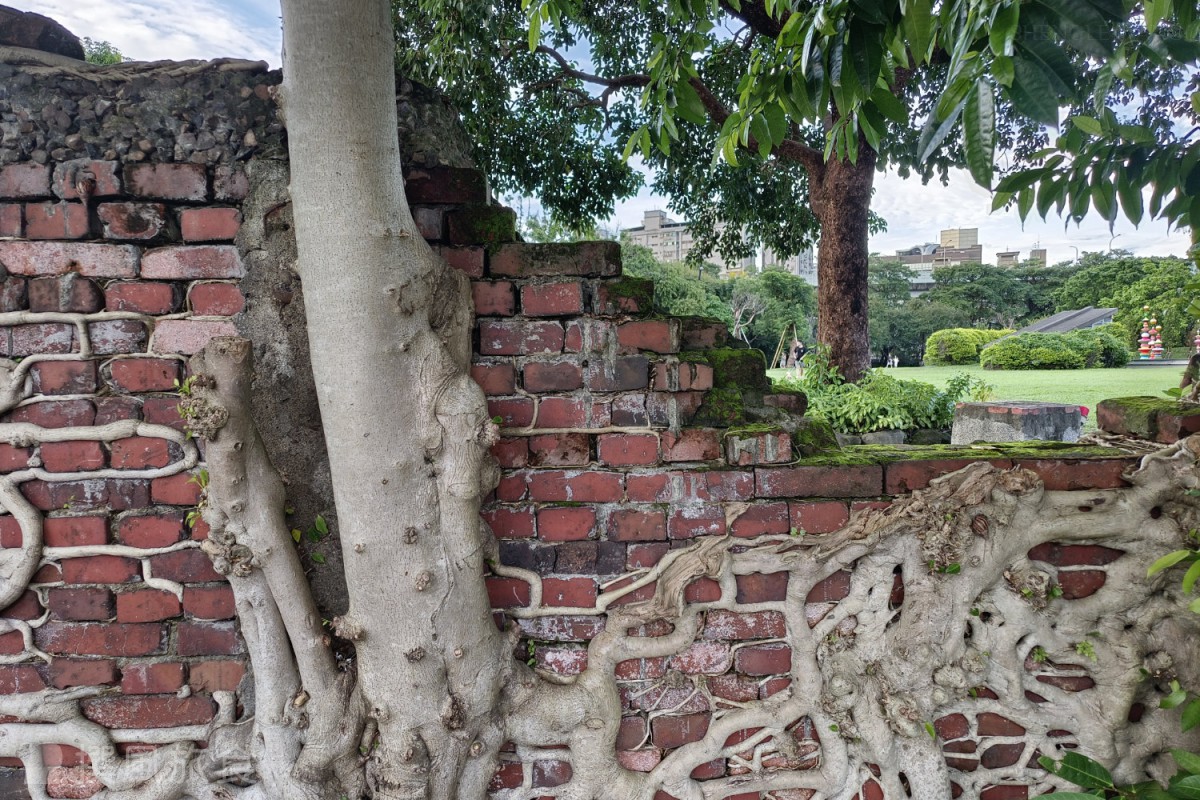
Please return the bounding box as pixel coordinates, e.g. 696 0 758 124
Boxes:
981 333 1086 370
1063 328 1129 367
924 328 1011 365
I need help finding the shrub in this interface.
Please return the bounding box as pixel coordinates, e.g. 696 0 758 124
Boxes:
980 330 1128 370
923 328 1011 365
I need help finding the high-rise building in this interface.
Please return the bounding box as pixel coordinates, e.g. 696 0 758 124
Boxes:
762 247 817 285
940 227 979 249
622 210 755 274
1028 247 1047 267
996 250 1020 267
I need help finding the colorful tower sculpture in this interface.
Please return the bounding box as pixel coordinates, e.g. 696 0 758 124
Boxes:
1138 307 1152 359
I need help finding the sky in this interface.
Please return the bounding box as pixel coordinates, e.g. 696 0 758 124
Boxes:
20 0 1190 268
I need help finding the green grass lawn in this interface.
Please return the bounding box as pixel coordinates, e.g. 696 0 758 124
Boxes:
767 364 1183 429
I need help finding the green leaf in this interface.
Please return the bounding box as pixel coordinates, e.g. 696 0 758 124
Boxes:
1148 550 1193 577
314 514 329 535
291 528 302 543
1173 750 1200 775
916 92 969 163
311 552 326 565
1017 187 1035 219
1182 559 1200 594
1171 775 1200 799
1072 116 1103 135
527 9 542 52
1117 179 1145 226
1036 0 1112 57
1008 54 1062 125
1050 751 1116 789
1192 596 1200 614
993 55 1014 87
963 79 996 188
673 79 708 125
870 86 908 124
1162 681 1188 709
902 0 933 63
763 103 788 145
1144 0 1169 32
1182 700 1200 732
990 3 1019 57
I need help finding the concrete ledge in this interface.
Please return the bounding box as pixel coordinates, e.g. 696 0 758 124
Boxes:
952 401 1082 444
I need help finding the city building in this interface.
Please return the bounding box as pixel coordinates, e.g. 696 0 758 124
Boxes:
996 250 1021 267
762 247 817 285
893 229 983 295
623 210 756 275
940 228 979 249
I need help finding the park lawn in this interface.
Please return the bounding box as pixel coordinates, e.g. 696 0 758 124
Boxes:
767 364 1182 429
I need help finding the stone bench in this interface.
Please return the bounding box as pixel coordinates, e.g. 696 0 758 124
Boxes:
952 401 1082 444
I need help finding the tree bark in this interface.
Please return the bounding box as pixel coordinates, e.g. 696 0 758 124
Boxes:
811 150 877 382
280 1 509 797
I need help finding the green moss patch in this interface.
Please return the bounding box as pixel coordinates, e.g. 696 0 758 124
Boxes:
796 441 1127 467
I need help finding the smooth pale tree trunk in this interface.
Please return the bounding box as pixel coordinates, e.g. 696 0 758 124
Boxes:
280 1 510 796
810 149 877 382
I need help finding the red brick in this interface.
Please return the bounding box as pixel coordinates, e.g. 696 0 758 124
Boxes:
598 433 658 466
146 549 222 582
412 206 444 239
0 444 31 473
213 165 248 201
1 589 41 620
1057 569 1107 599
10 322 74 355
523 360 583 392
521 281 584 316
1015 458 1134 490
489 761 524 790
472 280 515 316
152 319 237 355
445 205 516 246
405 165 487 204
703 609 786 639
180 207 241 241
789 501 850 534
535 397 610 429
536 506 596 542
535 645 588 675
542 576 596 607
729 502 790 537
653 361 715 391
142 245 243 279
885 458 1010 494
183 585 236 619
88 319 147 354
24 202 89 239
661 428 720 462
106 358 181 392
527 433 589 466
977 712 1026 736
487 397 535 427
110 437 171 469
142 397 185 430
668 506 725 539
485 576 531 607
0 241 137 278
36 621 162 656
178 621 241 656
46 588 113 621
94 396 141 425
104 282 178 314
489 241 620 278
28 274 103 313
756 465 883 498
1027 543 1123 567
0 203 21 236
53 160 121 199
624 541 666 567
617 320 679 353
684 576 721 602
44 516 107 547
725 428 792 466
121 662 184 694
531 759 573 787
41 441 105 472
435 245 485 277
478 319 564 355
9 399 94 428
651 713 709 748
471 363 516 395
617 716 648 750
116 589 181 622
46 765 104 798
979 786 1027 800
96 202 167 240
189 660 246 692
81 695 214 728
735 643 791 675
564 318 614 352
0 163 50 197
32 361 96 395
117 514 184 548
735 572 789 603
61 555 138 585
49 658 117 689
806 570 851 602
668 641 731 674
584 356 649 392
482 506 535 539
608 509 666 542
123 163 207 201
934 713 969 740
489 437 528 468
188 283 245 316
494 472 529 501
528 471 624 502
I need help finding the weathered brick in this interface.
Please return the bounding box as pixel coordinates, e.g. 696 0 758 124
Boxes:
555 541 598 573
28 274 104 313
188 282 245 316
536 506 596 542
661 428 721 462
485 576 531 608
81 695 214 728
756 465 883 498
977 712 1026 736
404 165 487 204
617 716 648 750
189 659 246 692
668 641 732 674
490 762 524 790
142 397 186 430
735 571 789 603
535 397 610 429
412 206 443 240
735 643 792 675
435 245 484 277
32 361 96 395
617 320 680 354
729 502 790 537
563 318 614 352
1027 542 1123 567
106 358 181 392
703 609 787 639
9 320 74 356
117 513 184 548
1015 458 1135 490
213 165 248 201
44 516 107 547
489 241 620 278
725 428 792 466
0 203 21 236
595 276 652 315
789 501 850 534
180 207 241 241
523 360 582 392
94 396 142 425
471 280 515 316
178 621 242 656
41 441 105 472
88 320 147 354
142 245 243 279
53 160 121 199
123 163 207 201
0 443 31 472
478 319 564 355
146 549 221 582
116 589 181 622
470 363 516 395
885 458 1011 494
110 437 171 469
541 576 597 607
489 437 528 468
121 661 185 695
651 713 710 749
521 281 585 316
152 319 237 355
104 281 178 314
626 542 665 568
445 205 516 246
807 570 851 603
668 505 725 539
1057 569 1107 599
0 163 50 198
36 622 162 656
183 585 236 620
531 758 573 788
96 202 168 240
527 433 589 466
598 433 658 466
584 356 649 392
49 657 117 689
46 588 114 621
607 509 666 542
61 555 138 585
24 202 89 239
487 397 534 427
0 241 137 278
9 399 95 428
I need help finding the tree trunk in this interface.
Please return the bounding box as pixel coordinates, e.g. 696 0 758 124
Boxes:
811 150 877 382
280 1 509 797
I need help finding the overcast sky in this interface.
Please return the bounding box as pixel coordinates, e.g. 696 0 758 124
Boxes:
18 0 1189 267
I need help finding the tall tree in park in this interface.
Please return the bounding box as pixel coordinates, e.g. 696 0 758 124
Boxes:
394 0 1197 380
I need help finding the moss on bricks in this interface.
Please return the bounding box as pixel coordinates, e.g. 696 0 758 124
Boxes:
604 276 655 310
706 348 771 391
795 441 1127 467
791 418 841 457
694 388 747 427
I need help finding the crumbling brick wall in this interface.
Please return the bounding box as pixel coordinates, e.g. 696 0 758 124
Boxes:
0 56 1152 800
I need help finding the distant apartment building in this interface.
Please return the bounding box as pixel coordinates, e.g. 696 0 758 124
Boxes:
894 228 983 294
940 227 979 249
996 246 1047 267
623 210 756 274
762 247 818 285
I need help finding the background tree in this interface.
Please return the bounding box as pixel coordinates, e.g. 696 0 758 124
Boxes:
394 0 1194 380
81 37 121 64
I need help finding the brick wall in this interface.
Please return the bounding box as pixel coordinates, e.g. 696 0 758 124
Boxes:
0 62 1150 800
